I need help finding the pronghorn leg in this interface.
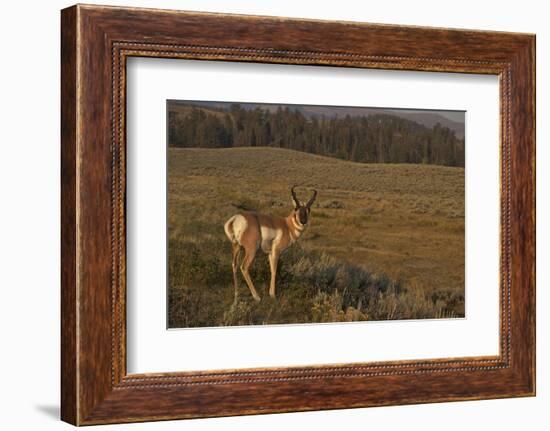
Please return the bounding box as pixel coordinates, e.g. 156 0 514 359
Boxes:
268 251 280 299
240 247 261 302
231 243 241 300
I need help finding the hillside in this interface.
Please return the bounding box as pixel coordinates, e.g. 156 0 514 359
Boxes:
169 100 465 138
167 101 465 167
168 147 465 327
167 101 226 119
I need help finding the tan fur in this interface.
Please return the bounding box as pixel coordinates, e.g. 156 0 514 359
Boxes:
224 199 313 301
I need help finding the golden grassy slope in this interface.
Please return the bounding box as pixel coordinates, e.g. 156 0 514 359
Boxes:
167 147 464 327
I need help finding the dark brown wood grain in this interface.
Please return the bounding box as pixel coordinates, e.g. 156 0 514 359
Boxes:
60 5 78 425
61 4 535 425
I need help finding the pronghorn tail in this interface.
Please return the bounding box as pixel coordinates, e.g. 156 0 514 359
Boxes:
224 215 238 243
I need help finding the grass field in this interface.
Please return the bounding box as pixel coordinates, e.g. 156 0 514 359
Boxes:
168 147 465 328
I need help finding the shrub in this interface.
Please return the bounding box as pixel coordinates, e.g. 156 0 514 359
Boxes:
168 238 459 327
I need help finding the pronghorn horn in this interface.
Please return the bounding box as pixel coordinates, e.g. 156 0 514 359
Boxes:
291 185 301 208
306 189 317 208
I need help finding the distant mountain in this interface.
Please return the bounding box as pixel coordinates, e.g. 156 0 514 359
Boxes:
290 106 465 139
384 111 465 139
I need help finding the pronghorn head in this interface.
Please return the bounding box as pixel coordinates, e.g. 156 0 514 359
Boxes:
291 186 317 226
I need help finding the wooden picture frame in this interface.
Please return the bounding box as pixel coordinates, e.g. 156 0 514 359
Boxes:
61 4 535 425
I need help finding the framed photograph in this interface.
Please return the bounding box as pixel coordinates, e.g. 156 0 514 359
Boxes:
61 4 535 425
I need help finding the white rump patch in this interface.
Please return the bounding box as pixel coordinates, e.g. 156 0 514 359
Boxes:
232 214 248 243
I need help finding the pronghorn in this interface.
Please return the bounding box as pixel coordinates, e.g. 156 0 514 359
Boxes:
224 186 317 301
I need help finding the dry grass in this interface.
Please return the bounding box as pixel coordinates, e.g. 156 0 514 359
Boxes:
168 147 464 327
